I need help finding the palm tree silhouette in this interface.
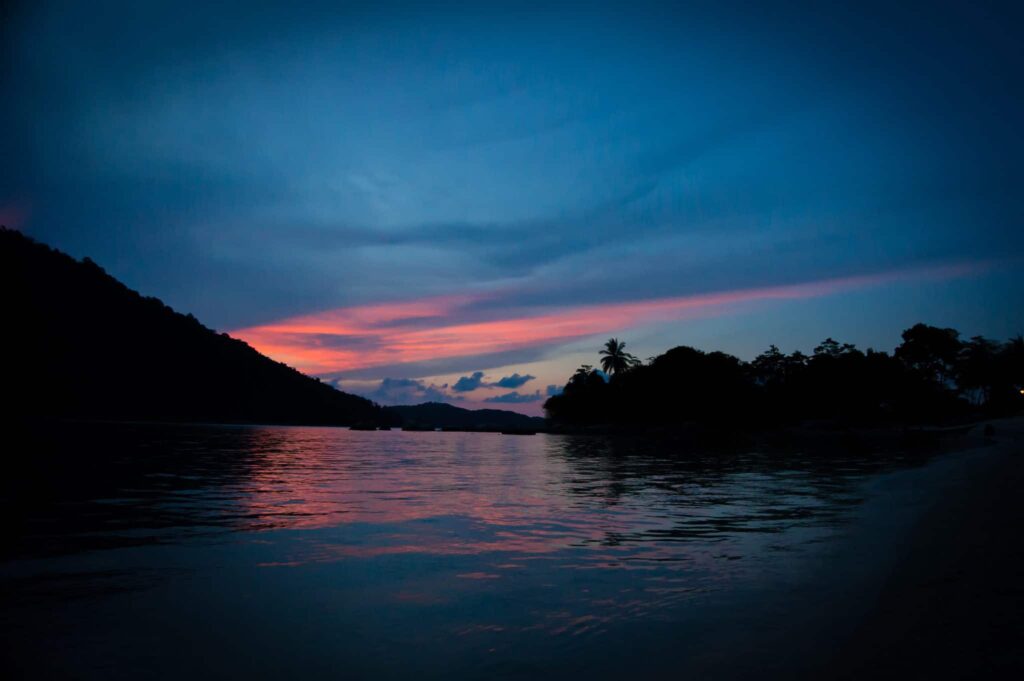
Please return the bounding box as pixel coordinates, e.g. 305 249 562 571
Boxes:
599 338 639 375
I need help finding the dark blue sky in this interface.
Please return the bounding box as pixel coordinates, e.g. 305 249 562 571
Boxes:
3 1 1022 411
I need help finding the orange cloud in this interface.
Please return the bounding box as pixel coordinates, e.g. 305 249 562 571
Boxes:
232 262 983 375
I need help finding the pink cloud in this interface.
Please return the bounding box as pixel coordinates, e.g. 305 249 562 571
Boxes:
232 262 985 376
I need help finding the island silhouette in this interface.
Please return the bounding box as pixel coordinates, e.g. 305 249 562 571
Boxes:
545 330 1023 429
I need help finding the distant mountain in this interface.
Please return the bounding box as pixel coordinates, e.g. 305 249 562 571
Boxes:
387 402 545 430
2 228 385 426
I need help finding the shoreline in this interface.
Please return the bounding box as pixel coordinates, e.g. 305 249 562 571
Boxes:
817 417 1024 677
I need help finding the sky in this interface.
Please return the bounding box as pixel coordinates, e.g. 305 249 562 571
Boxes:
3 0 1023 414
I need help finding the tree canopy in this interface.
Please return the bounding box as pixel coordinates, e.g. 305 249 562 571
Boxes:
545 331 1024 427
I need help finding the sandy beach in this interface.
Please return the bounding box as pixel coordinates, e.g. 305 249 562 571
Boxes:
818 417 1024 678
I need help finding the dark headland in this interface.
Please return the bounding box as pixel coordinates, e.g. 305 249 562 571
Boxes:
2 227 384 426
1 228 543 430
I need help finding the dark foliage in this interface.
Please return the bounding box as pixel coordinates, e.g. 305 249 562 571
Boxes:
1 228 386 426
545 328 1024 427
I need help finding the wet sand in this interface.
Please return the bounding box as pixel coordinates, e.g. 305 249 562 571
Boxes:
821 417 1024 678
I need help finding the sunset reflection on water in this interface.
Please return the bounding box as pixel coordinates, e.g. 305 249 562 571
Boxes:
4 423 908 679
230 428 867 568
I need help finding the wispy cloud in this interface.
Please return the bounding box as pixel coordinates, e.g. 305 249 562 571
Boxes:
233 261 986 378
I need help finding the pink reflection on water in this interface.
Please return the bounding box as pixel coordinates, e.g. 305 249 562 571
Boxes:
231 428 804 591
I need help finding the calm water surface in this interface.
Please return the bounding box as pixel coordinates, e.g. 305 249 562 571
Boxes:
2 423 930 679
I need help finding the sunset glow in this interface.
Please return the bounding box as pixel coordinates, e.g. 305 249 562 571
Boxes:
233 262 983 377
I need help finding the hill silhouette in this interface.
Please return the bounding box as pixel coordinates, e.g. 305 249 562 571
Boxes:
387 402 544 431
2 228 385 426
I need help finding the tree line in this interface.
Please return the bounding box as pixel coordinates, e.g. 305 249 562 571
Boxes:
544 327 1024 426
